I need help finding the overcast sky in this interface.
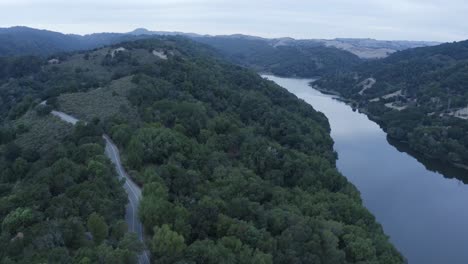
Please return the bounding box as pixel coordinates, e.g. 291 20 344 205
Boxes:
0 0 467 41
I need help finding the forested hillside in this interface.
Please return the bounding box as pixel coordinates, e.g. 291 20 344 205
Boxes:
0 27 145 57
0 37 404 263
0 35 147 263
316 40 468 167
0 118 144 263
1 26 439 80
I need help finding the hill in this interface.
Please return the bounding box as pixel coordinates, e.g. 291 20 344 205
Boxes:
126 28 439 59
193 36 362 77
315 40 468 167
0 26 146 57
0 37 404 263
0 26 439 66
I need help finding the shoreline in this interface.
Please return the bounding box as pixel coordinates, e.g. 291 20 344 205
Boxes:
310 83 468 173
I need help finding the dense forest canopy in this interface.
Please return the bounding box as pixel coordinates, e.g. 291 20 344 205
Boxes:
0 37 404 263
315 40 468 167
0 117 143 263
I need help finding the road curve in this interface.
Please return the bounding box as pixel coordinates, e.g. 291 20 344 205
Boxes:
103 135 151 264
48 108 150 264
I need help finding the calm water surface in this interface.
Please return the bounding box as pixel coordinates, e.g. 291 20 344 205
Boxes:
264 75 468 264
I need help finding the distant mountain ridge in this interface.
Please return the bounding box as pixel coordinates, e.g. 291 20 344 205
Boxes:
192 35 363 77
127 28 203 38
0 26 145 56
126 28 440 59
0 26 440 58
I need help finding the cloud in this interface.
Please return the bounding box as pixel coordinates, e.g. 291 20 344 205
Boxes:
0 0 466 41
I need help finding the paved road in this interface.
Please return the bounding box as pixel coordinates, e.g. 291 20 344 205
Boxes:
49 108 150 264
103 135 151 264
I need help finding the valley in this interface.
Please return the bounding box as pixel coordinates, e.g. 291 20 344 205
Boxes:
0 24 467 264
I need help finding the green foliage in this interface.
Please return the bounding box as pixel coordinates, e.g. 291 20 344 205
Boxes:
127 127 192 169
87 213 109 244
0 37 403 263
151 224 187 263
2 207 36 234
0 122 138 262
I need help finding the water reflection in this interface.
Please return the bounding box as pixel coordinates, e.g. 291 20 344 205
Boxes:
387 137 468 184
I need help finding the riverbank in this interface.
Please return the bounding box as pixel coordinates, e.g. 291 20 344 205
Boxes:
310 82 468 172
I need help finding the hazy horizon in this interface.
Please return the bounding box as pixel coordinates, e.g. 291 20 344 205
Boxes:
1 0 467 42
0 25 450 43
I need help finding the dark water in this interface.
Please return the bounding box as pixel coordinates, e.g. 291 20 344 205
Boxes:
264 75 468 264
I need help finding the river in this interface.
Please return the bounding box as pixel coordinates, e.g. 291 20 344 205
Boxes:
264 75 468 264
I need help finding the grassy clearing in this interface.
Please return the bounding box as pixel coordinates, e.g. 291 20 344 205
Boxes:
57 76 139 122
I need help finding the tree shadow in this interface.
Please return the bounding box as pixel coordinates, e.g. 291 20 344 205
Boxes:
387 137 468 184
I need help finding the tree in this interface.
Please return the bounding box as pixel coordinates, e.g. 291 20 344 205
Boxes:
139 185 172 231
87 160 108 178
251 249 273 264
118 233 143 253
111 220 128 241
151 224 186 263
2 207 36 234
343 234 376 262
87 213 109 244
111 124 132 146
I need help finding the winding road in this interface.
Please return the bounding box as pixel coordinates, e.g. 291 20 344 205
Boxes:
47 106 150 264
104 135 151 264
